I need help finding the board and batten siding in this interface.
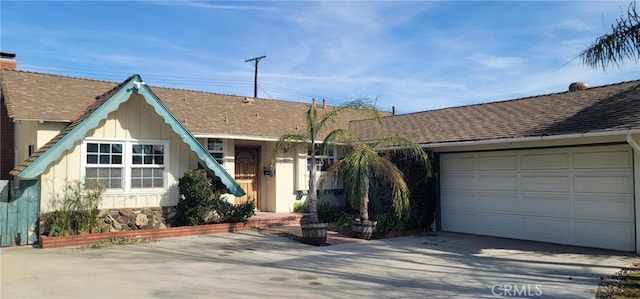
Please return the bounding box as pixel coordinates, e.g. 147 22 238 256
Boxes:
39 96 201 212
440 144 635 251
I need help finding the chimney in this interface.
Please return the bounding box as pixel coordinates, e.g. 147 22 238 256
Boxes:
312 98 316 107
322 98 327 109
392 106 396 116
0 52 17 70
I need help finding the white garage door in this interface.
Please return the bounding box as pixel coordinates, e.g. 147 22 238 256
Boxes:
440 144 635 251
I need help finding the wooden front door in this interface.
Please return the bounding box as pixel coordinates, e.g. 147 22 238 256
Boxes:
234 147 260 210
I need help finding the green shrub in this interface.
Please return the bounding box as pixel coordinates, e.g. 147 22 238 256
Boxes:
293 201 309 213
177 169 256 225
177 169 214 226
373 212 406 237
374 151 436 232
211 197 256 223
47 180 105 236
293 199 356 223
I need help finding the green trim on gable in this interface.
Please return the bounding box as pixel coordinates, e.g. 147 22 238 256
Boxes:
17 75 245 197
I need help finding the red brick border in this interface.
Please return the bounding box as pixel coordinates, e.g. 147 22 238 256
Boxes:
40 214 304 249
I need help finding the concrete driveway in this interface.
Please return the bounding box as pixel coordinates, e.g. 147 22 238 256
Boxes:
1 231 636 299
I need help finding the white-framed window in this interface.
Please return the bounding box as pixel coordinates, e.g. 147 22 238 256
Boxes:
207 138 224 165
307 144 335 172
82 139 169 192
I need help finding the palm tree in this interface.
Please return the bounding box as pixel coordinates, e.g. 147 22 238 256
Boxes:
273 99 381 225
320 131 431 231
580 1 640 70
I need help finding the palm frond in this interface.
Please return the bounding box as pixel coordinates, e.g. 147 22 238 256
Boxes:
372 135 432 176
580 1 640 70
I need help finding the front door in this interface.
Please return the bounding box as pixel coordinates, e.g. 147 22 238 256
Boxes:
234 147 260 210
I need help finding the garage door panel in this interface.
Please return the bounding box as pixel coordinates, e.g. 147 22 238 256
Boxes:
522 175 571 192
441 145 635 251
442 211 478 233
522 217 573 237
441 174 475 190
521 153 569 170
475 193 520 213
575 221 634 246
522 196 572 217
574 175 632 194
574 198 634 220
478 174 518 191
574 150 631 169
441 156 475 171
441 192 476 209
478 155 518 170
477 214 521 237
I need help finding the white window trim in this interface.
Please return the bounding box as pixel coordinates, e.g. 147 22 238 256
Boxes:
81 138 170 194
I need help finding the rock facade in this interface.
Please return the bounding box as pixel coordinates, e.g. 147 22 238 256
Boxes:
97 207 178 232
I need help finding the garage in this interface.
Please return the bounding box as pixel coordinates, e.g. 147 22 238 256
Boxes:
440 144 635 251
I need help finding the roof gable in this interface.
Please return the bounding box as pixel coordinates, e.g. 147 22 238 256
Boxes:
11 75 245 197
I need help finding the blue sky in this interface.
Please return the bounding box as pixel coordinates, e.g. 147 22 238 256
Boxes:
2 1 639 114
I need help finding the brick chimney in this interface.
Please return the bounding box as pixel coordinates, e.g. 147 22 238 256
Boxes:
0 52 17 70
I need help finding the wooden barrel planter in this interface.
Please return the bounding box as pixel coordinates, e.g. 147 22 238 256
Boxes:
300 222 328 245
352 220 377 240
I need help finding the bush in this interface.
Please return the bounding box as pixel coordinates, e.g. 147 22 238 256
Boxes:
210 197 256 224
177 169 214 226
46 180 105 236
374 151 436 232
292 199 356 223
293 201 309 213
177 169 256 225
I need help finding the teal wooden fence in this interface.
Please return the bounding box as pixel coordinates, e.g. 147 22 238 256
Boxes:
0 180 40 247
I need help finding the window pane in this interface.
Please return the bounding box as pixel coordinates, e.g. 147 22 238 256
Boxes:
99 155 110 164
111 179 122 188
143 145 152 154
153 145 164 154
143 179 152 188
87 143 98 153
98 168 110 177
111 144 122 153
132 156 142 164
153 178 163 187
208 139 223 151
111 155 122 164
111 168 122 178
153 168 164 176
143 168 152 177
132 144 142 154
131 168 141 177
87 154 98 164
155 156 164 165
144 156 153 164
100 144 111 153
131 178 141 188
86 168 97 177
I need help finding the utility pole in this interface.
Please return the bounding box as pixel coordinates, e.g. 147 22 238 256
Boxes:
245 55 266 98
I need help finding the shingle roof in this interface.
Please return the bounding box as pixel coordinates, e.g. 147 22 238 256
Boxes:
1 69 377 138
349 80 640 145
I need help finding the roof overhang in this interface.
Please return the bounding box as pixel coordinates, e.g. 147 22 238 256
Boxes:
419 129 640 151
